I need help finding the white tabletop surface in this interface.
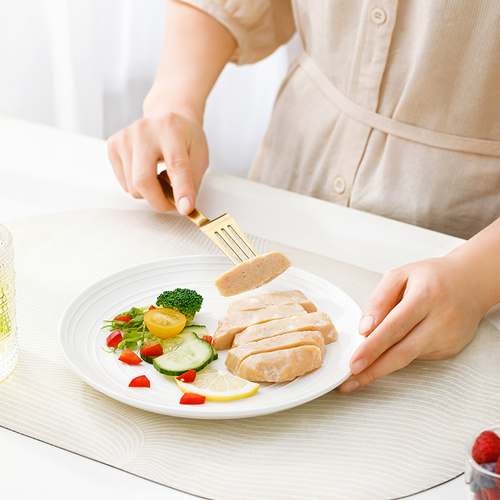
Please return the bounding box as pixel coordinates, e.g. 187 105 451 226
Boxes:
1 114 489 499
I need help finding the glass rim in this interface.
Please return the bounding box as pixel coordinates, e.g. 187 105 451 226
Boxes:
0 223 13 254
466 424 500 478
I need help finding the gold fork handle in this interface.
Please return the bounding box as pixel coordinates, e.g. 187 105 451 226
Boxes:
186 208 210 227
157 170 209 227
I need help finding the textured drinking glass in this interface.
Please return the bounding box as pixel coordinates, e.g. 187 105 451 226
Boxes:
465 425 500 499
0 224 17 380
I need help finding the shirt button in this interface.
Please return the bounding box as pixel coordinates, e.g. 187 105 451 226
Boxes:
370 7 387 25
333 176 346 194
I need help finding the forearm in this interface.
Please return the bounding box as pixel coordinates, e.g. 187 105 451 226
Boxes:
143 0 237 122
445 216 500 313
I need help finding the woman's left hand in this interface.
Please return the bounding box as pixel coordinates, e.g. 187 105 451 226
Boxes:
339 255 488 392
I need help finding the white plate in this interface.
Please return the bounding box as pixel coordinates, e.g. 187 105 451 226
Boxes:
58 255 363 419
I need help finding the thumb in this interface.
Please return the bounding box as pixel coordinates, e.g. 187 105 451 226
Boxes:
359 268 408 336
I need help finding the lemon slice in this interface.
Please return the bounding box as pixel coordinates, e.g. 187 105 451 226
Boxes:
175 366 259 401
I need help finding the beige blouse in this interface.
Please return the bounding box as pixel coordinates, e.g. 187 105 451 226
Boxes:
181 0 500 239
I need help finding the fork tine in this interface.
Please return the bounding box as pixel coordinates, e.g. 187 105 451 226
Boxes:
221 226 256 260
215 230 247 263
201 215 257 264
205 231 240 265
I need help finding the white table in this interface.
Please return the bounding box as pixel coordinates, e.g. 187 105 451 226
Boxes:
1 114 485 499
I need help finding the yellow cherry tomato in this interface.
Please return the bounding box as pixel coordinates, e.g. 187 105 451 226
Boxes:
143 308 186 339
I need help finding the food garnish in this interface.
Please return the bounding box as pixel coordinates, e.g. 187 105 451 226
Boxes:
143 307 186 339
153 331 215 376
114 314 131 322
179 393 206 405
202 335 213 345
118 349 143 365
106 329 124 348
176 369 197 383
140 342 163 358
156 288 203 322
175 366 259 401
101 288 262 403
102 306 149 351
180 325 210 337
129 375 150 387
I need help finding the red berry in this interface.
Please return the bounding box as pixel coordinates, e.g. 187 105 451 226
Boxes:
473 431 500 464
482 488 500 500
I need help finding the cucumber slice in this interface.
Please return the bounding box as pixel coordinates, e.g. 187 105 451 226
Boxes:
186 325 218 360
182 324 218 359
140 326 216 366
181 325 209 338
140 325 208 363
140 352 155 364
153 331 215 376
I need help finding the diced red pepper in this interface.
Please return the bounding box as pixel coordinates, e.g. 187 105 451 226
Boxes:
106 329 123 348
118 349 142 365
202 335 213 345
176 369 196 383
129 375 150 387
148 305 156 310
140 342 163 357
114 314 131 322
179 393 205 405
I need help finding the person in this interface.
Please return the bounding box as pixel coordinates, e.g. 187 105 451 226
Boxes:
107 0 500 393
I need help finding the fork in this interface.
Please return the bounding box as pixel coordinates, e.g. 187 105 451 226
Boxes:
157 170 258 265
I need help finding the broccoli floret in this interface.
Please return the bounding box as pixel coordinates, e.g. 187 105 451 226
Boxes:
156 288 203 322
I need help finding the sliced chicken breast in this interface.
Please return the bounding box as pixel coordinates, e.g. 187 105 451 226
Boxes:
227 290 317 314
213 303 307 350
225 330 325 374
232 311 337 348
235 346 323 382
214 251 291 297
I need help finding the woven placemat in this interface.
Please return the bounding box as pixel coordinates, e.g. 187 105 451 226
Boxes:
2 208 499 500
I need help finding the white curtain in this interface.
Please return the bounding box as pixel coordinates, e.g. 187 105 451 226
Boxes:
0 0 299 178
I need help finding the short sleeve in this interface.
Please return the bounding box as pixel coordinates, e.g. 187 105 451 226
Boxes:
178 0 296 65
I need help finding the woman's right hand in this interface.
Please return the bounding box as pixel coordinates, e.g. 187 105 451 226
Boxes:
107 108 209 215
107 0 237 213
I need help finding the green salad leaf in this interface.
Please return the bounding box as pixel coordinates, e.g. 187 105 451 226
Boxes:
102 306 155 351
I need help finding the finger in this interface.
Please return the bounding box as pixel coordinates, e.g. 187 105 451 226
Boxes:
131 153 173 212
130 141 173 212
123 152 143 199
107 134 128 192
158 123 195 215
113 128 142 199
340 321 433 392
358 268 408 336
187 131 209 194
349 292 428 375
